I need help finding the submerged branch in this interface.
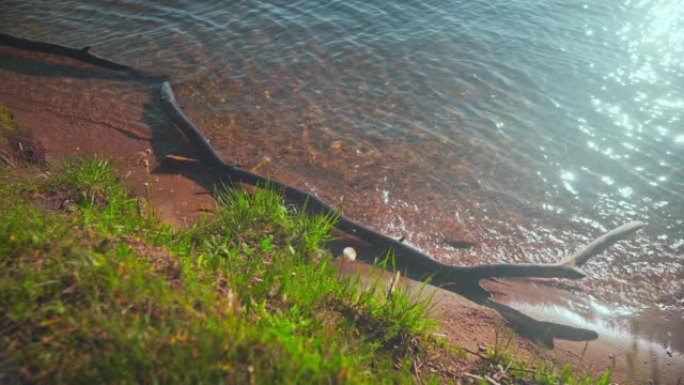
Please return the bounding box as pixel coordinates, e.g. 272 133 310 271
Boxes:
0 33 133 72
0 33 164 81
562 221 645 267
159 81 644 283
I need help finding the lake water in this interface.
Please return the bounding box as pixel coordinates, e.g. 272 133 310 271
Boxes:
1 0 682 352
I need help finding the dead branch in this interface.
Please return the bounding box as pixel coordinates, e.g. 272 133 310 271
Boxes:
159 81 645 284
0 33 164 81
0 33 133 72
462 347 489 360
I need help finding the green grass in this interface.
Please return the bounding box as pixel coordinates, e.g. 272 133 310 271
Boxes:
0 100 617 384
0 157 620 385
0 105 20 134
0 158 445 384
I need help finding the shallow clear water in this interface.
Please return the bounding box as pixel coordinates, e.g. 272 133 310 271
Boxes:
1 0 682 346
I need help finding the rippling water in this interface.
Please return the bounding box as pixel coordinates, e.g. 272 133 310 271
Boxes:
1 0 682 347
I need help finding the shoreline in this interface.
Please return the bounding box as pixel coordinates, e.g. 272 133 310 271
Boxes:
1 41 682 383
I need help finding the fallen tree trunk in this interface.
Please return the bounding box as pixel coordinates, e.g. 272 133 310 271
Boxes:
159 82 644 284
160 80 644 346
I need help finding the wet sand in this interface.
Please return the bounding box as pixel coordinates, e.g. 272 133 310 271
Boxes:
1 44 682 383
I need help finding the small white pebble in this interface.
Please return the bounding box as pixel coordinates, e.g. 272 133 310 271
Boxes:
342 247 357 261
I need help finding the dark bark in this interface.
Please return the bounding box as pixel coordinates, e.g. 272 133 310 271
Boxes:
160 81 644 284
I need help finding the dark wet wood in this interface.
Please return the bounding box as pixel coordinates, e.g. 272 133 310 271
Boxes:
0 33 164 81
0 33 133 72
160 81 644 284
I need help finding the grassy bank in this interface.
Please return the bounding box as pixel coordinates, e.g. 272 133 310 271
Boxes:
0 105 612 384
0 157 447 384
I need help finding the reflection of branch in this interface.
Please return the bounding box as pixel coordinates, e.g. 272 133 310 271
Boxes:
488 301 598 348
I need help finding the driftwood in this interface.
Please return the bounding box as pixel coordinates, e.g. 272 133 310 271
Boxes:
160 82 644 284
161 81 644 346
1 34 647 345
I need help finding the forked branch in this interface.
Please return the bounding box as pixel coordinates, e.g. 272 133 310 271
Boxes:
159 81 644 283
